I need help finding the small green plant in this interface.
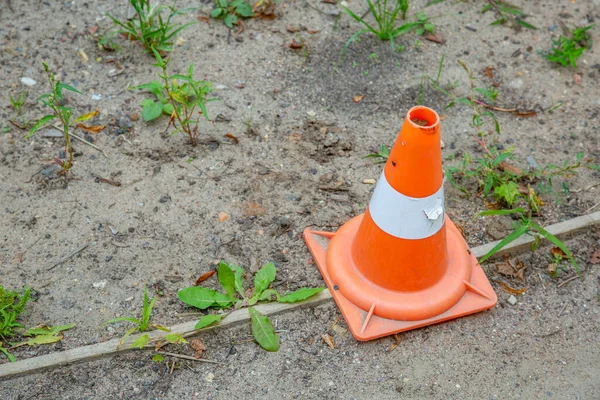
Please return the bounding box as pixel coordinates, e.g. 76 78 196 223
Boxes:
26 63 97 176
364 144 390 164
414 12 435 36
544 24 594 69
107 0 195 54
478 208 579 275
96 26 122 52
0 286 30 361
339 0 421 58
211 0 254 29
105 286 168 346
481 1 537 30
178 261 325 351
133 49 212 146
9 91 27 117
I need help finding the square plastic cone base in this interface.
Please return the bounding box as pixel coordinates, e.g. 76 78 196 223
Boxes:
303 226 497 341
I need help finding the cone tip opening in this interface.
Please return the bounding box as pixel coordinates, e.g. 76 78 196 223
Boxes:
407 106 440 132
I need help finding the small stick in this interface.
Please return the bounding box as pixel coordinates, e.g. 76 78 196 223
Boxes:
158 351 222 364
48 243 90 270
70 132 109 159
53 124 108 158
557 303 568 317
557 275 579 288
111 241 130 248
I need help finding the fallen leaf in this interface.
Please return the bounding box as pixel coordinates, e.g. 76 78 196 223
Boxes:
497 281 528 296
194 269 216 285
352 94 365 103
498 161 523 176
76 124 105 134
411 118 429 126
387 334 399 352
287 25 301 33
590 249 600 264
129 114 139 122
551 247 568 260
322 0 338 3
485 66 495 80
546 263 557 275
77 49 89 63
88 26 99 35
288 133 302 142
322 334 334 349
455 222 466 238
225 133 239 143
439 114 447 121
289 39 303 49
242 202 266 217
198 15 210 23
218 212 229 223
424 33 443 44
496 256 527 283
190 338 206 359
573 73 582 86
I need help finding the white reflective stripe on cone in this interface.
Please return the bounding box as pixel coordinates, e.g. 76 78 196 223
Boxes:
368 171 445 240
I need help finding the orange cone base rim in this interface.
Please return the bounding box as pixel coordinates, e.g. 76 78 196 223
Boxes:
303 215 498 341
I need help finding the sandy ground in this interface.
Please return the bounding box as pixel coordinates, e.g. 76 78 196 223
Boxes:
0 0 599 398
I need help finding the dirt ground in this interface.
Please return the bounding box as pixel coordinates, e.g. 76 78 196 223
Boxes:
1 0 599 398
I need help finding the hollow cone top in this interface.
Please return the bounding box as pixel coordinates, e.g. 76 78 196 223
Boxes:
384 106 443 198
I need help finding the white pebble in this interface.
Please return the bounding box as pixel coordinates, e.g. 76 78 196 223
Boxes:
21 77 36 86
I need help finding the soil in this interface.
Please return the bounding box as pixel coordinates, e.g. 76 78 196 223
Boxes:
1 0 600 398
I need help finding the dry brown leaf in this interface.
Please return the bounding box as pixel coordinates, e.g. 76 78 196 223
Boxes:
225 133 239 143
218 212 229 223
289 39 303 49
352 94 365 103
190 338 206 359
424 33 443 44
288 133 302 142
455 222 466 239
194 269 216 286
497 281 528 296
322 0 338 3
439 114 447 121
198 15 210 23
76 124 105 134
322 334 334 349
496 256 527 284
551 247 568 260
242 202 266 217
498 161 523 176
485 66 495 80
590 249 600 264
287 25 301 33
307 30 321 34
546 263 557 275
88 26 99 35
387 334 399 352
573 73 582 86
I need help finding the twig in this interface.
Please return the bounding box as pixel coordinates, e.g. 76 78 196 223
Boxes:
557 275 579 288
586 200 600 213
92 174 122 187
70 132 109 158
111 241 130 248
53 124 108 158
48 243 90 270
158 351 222 364
557 303 568 317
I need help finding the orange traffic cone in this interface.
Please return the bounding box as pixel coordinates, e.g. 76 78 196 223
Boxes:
303 106 497 341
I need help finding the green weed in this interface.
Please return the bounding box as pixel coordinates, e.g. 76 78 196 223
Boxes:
481 0 537 30
364 144 390 164
339 0 422 58
211 0 254 29
27 63 98 176
133 49 212 146
478 208 579 275
105 286 168 346
178 261 324 351
544 24 594 69
9 91 27 117
107 0 195 54
0 285 30 361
